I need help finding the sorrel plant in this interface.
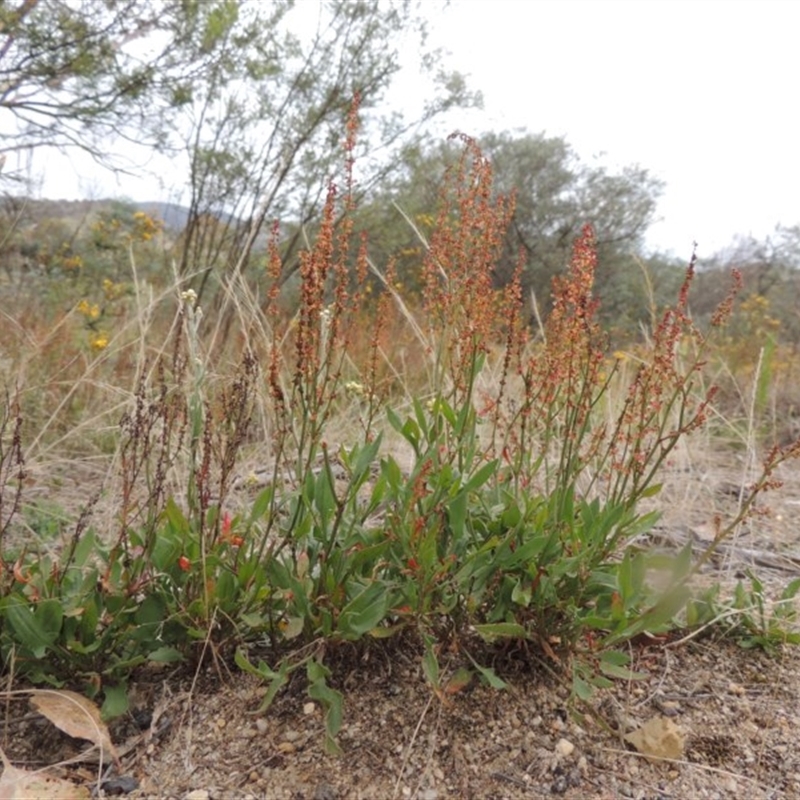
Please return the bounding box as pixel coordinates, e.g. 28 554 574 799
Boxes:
1 116 799 740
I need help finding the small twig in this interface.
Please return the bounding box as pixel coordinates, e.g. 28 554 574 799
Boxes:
596 745 786 795
392 690 434 799
490 770 530 789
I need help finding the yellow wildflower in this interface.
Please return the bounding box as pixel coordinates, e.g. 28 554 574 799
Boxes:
89 331 109 351
77 299 101 320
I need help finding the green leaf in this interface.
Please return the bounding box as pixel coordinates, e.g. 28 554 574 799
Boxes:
747 569 764 596
616 549 645 609
386 407 404 435
234 648 269 678
164 497 190 535
135 594 167 628
215 570 237 605
590 673 614 690
599 649 648 680
412 397 430 438
66 639 102 655
367 622 407 639
1 595 55 658
465 653 508 689
780 578 800 601
501 501 522 529
685 599 700 628
306 660 343 755
463 460 498 495
239 612 265 629
639 483 663 499
234 650 292 713
382 455 404 492
71 528 98 567
101 684 129 719
605 582 691 646
387 407 420 452
250 486 274 521
599 649 630 667
259 661 291 714
472 622 527 642
511 580 531 608
282 616 305 640
351 435 382 479
624 509 661 539
313 468 336 520
422 641 439 687
572 673 593 701
402 419 421 450
151 531 181 572
148 647 184 663
435 396 457 427
673 541 694 579
338 583 390 640
447 491 467 538
35 599 64 642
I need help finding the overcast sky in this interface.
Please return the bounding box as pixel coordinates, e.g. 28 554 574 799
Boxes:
30 0 799 258
426 0 800 257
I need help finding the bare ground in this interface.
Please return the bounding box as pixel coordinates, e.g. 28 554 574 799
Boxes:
5 635 799 799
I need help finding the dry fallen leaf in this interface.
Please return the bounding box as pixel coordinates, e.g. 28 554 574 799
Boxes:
624 715 685 763
0 747 91 800
29 690 119 767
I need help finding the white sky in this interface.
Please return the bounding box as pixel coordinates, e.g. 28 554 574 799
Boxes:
27 0 800 258
424 0 800 257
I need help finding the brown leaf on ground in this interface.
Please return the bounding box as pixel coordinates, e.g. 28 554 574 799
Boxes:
29 690 119 767
624 715 686 763
0 747 91 800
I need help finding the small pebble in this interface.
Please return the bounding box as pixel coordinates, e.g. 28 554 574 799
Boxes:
184 792 210 800
304 701 316 715
555 738 575 758
255 718 269 734
313 784 337 800
659 700 681 717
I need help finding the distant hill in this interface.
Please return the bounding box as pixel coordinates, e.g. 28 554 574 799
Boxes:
133 201 192 232
0 196 195 232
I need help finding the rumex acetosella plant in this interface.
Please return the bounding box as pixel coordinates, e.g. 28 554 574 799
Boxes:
2 108 800 740
238 130 799 716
